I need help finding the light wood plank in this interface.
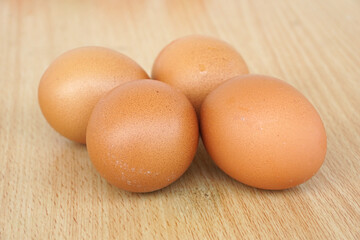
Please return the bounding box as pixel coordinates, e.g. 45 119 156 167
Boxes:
0 0 359 239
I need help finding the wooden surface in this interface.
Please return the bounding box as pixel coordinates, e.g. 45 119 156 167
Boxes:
1 0 360 239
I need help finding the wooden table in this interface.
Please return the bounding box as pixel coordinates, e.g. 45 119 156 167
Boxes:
1 0 359 239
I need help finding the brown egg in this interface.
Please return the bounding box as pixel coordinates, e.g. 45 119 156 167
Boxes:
86 80 199 192
152 35 249 113
38 46 149 144
200 75 327 190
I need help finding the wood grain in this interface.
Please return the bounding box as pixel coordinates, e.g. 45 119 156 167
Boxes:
1 0 359 239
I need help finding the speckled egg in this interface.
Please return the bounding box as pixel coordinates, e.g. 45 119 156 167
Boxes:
200 75 327 190
38 46 149 143
152 35 249 113
86 80 199 192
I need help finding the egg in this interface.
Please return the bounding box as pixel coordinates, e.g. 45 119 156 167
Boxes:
152 35 249 113
38 46 149 143
86 79 199 192
200 75 327 190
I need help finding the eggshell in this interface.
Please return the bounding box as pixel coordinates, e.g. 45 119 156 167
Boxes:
200 75 327 190
152 35 249 113
38 46 149 143
86 79 199 192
